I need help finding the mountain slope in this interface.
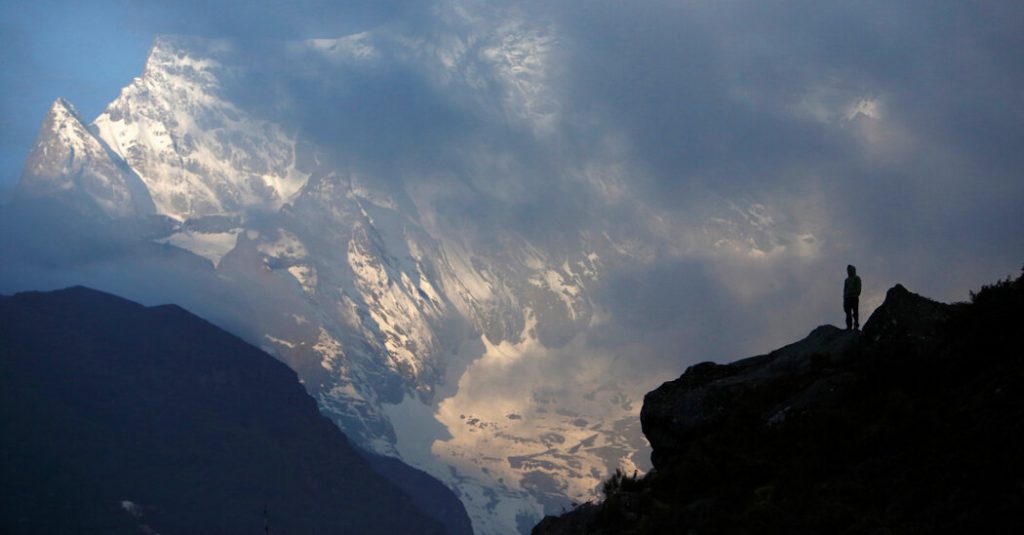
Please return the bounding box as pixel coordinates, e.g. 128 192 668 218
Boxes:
0 286 446 534
4 19 825 532
4 33 637 533
534 273 1024 534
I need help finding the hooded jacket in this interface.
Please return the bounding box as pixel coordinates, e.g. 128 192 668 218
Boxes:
844 265 862 299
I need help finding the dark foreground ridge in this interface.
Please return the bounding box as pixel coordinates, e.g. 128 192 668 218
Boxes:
0 286 463 534
535 273 1024 534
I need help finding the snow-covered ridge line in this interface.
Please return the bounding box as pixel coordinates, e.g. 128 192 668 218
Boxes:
17 97 151 218
92 34 309 221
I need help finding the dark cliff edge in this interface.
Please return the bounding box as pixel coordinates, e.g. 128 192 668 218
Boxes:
535 273 1024 534
0 286 450 534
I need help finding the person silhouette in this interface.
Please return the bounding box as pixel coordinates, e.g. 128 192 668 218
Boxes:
844 264 862 330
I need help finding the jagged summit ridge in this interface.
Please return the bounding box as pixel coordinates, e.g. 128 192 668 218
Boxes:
17 97 152 218
49 97 82 121
92 35 308 220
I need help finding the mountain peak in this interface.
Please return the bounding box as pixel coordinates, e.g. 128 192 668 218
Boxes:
17 96 153 218
90 34 307 221
40 97 87 137
48 96 80 119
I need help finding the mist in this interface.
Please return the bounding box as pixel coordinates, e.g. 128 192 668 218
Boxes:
2 1 1023 531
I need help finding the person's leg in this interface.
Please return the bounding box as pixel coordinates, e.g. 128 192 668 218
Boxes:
853 297 860 329
844 297 853 330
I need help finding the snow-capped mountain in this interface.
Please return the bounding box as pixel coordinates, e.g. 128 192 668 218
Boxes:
12 14 818 534
17 98 152 218
92 36 308 221
14 35 638 534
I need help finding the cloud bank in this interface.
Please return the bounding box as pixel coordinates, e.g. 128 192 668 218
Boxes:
3 1 1023 531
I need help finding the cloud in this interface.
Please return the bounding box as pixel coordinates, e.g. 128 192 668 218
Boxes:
0 0 417 193
549 0 1022 287
5 2 1024 529
7 0 1022 364
7 0 1021 284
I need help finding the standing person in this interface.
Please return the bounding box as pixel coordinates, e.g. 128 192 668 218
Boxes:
844 265 862 330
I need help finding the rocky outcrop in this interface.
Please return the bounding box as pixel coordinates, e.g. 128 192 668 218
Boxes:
640 324 863 472
535 273 1024 534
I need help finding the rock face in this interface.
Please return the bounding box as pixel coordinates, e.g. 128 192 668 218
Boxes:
534 274 1024 534
0 286 450 534
640 324 863 472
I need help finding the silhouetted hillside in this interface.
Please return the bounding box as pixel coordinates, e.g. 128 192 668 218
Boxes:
535 272 1024 534
0 286 446 534
362 449 474 535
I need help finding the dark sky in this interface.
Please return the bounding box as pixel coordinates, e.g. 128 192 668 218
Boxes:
2 0 1022 361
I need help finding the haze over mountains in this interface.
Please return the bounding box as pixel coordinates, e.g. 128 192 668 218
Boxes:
2 2 1022 533
2 27 802 533
3 31 632 534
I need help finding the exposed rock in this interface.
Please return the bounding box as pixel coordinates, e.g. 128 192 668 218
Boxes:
861 283 952 358
641 324 861 471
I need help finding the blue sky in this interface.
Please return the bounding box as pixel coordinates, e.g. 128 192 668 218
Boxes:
1 1 145 194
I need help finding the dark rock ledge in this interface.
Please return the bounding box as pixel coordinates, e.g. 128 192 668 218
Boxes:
535 273 1024 534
